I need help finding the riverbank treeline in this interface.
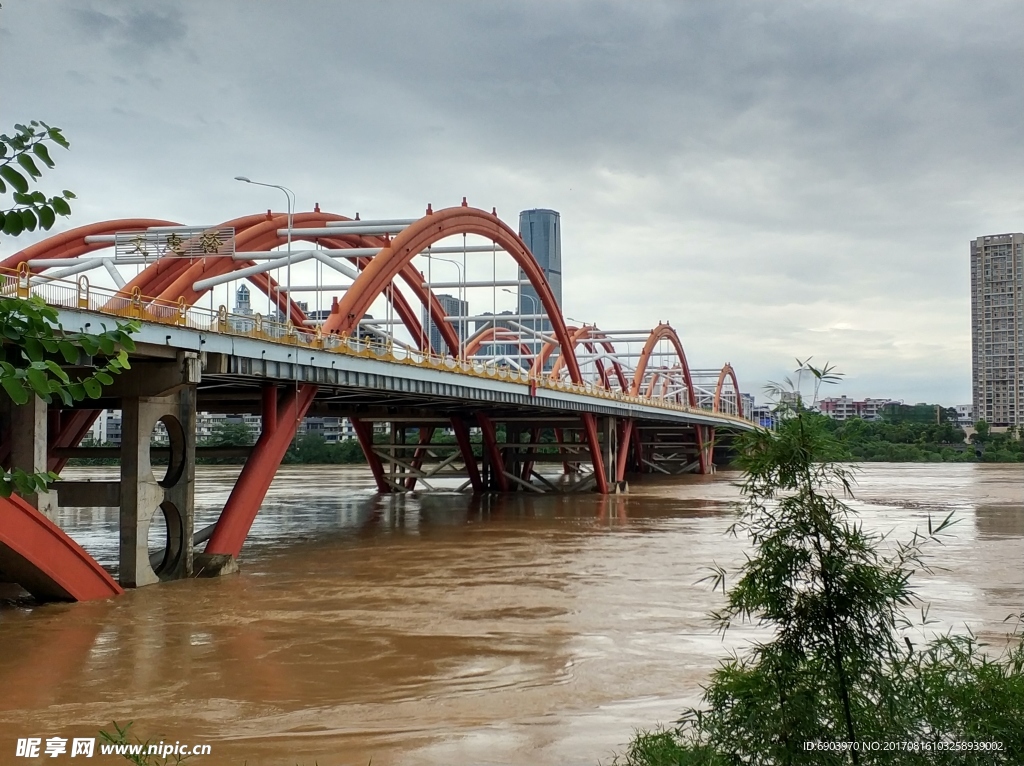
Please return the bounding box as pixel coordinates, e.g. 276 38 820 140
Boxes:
828 417 1023 462
66 414 1024 467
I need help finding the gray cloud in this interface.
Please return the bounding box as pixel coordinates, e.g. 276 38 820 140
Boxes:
2 0 1021 404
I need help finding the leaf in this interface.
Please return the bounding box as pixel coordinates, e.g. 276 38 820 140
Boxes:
79 335 99 356
0 163 29 193
3 210 23 236
94 370 114 386
68 381 85 401
97 334 115 355
17 153 41 179
47 128 70 149
63 190 76 199
52 196 71 216
57 340 78 363
21 208 37 232
82 377 103 399
44 359 70 383
37 205 55 229
23 336 44 362
25 366 50 396
1 377 29 405
32 143 55 168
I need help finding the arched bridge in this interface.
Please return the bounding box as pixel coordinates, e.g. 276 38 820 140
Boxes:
0 202 753 600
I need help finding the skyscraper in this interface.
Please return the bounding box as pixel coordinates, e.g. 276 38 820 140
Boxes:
970 233 1024 427
518 209 562 342
423 293 469 356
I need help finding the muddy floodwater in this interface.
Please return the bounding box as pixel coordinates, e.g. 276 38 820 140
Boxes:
1 463 1022 765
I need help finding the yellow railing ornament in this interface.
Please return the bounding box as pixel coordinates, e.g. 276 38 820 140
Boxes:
176 297 188 326
130 286 144 318
217 305 229 333
16 262 30 298
77 276 90 309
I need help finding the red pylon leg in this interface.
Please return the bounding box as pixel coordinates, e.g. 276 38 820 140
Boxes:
615 419 634 483
580 413 609 494
351 417 390 493
205 384 317 559
450 417 483 492
475 413 508 492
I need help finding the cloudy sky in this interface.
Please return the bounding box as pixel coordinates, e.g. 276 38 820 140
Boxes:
2 1 1022 404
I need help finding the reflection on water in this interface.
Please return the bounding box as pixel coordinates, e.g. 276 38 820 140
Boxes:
0 463 1021 765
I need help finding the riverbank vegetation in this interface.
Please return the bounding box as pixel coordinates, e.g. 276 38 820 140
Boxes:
829 417 1023 463
617 362 1024 765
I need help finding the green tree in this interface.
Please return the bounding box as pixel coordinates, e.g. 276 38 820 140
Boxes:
0 121 76 235
1 121 138 497
202 421 254 447
617 361 1024 765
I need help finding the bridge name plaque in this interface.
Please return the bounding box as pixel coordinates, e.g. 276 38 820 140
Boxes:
114 227 236 262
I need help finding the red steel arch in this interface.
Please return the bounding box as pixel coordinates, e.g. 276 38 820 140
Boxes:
629 323 697 404
323 206 586 385
464 325 536 360
0 493 123 601
541 325 630 391
0 218 180 271
628 324 710 473
713 363 743 417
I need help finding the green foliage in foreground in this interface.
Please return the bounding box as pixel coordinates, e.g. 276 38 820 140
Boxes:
616 362 1024 765
0 121 76 235
0 296 138 496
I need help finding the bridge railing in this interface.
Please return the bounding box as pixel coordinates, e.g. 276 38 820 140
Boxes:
0 267 754 427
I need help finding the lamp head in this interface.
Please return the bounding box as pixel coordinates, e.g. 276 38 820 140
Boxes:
234 176 251 183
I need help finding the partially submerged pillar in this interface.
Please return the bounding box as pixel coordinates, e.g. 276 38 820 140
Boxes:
8 396 58 518
117 353 199 587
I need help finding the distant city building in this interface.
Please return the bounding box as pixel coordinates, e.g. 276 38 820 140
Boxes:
423 293 469 356
817 396 900 422
955 404 974 428
518 209 562 342
750 403 778 429
740 392 755 417
234 284 253 315
971 233 1024 427
84 410 356 447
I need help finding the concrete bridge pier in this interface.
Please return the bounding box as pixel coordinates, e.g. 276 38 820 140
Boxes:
2 395 58 518
117 355 199 587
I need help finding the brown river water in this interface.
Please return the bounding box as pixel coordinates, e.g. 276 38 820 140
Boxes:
0 463 1021 765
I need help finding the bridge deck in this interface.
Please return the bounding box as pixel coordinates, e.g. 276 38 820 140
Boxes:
54 307 754 430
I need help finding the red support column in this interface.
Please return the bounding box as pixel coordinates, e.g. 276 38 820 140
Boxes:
699 426 715 474
205 384 317 559
450 417 482 492
616 419 634 483
580 413 609 494
475 413 508 492
352 417 390 493
261 384 277 433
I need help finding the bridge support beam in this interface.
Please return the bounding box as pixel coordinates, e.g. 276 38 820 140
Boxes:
450 417 483 492
205 383 317 560
119 386 196 587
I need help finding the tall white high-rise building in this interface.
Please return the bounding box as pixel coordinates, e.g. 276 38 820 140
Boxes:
970 233 1024 426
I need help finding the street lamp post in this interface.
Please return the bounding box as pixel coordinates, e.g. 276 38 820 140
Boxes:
235 176 295 320
503 288 539 372
426 254 466 360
